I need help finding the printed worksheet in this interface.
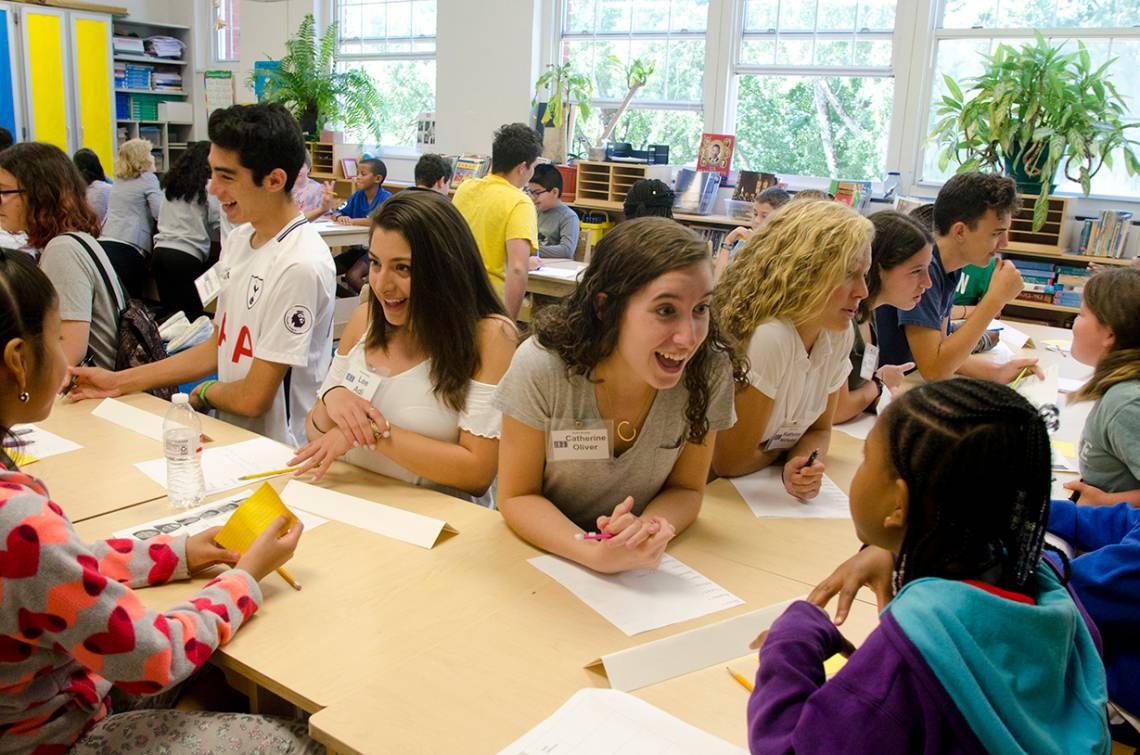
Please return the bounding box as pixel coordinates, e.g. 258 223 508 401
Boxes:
135 437 297 496
730 466 850 519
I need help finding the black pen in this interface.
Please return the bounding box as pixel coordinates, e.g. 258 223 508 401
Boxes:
805 448 821 467
60 355 95 396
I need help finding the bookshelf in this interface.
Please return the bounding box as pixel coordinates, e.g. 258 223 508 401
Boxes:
306 142 356 200
112 19 192 174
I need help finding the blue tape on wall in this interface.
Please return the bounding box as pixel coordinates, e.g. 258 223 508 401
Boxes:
0 7 15 138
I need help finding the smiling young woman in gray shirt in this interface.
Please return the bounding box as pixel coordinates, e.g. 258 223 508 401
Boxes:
494 218 744 574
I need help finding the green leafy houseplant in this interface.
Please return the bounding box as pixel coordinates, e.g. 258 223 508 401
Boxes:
596 55 656 147
532 62 593 129
250 14 385 142
928 32 1140 230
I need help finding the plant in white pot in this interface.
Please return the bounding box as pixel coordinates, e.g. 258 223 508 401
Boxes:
532 62 593 163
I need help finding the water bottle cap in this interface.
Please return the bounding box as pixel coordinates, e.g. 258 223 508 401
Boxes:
172 393 189 405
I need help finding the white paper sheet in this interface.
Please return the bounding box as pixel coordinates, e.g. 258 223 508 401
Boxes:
111 491 327 541
498 688 744 755
531 265 584 282
1058 377 1085 394
1016 364 1059 408
835 389 891 441
92 398 166 441
986 319 1031 350
989 341 1015 364
279 480 454 549
528 554 743 636
8 424 82 459
587 601 794 692
135 437 297 496
729 466 850 519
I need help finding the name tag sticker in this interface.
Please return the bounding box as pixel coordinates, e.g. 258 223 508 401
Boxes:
763 421 806 452
547 419 613 462
342 367 382 401
195 265 223 306
860 344 880 381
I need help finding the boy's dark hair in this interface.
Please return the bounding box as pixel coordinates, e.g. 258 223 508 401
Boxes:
207 102 306 193
73 148 107 185
755 186 790 208
908 202 935 230
933 172 1018 236
491 122 542 174
360 158 387 183
414 153 453 187
623 179 674 219
367 190 508 412
859 210 933 322
883 378 1052 594
162 141 212 205
529 163 563 194
0 127 12 151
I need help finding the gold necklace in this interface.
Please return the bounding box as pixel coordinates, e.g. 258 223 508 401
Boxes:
598 382 656 444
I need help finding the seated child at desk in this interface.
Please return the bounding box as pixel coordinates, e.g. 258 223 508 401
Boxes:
528 163 580 260
413 152 454 195
0 249 313 753
834 211 931 423
290 190 517 503
749 379 1111 754
713 200 872 496
494 217 745 573
334 158 391 294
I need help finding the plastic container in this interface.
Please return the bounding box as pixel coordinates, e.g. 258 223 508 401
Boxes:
723 198 755 221
163 393 205 509
579 211 615 261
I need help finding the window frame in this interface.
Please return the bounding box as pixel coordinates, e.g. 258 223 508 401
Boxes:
212 0 240 64
332 0 438 152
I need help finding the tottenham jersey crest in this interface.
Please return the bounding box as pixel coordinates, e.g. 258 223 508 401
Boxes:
246 275 264 309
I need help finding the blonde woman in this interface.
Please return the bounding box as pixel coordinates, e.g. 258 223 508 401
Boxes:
100 138 161 297
713 200 872 498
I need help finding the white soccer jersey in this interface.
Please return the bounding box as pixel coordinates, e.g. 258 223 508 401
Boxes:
214 214 335 446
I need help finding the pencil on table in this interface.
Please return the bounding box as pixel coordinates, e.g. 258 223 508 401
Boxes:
726 666 754 692
276 567 302 591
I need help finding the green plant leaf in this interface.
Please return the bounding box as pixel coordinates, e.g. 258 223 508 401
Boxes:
943 74 963 103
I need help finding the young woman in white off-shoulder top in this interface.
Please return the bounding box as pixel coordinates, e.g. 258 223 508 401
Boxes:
290 190 517 503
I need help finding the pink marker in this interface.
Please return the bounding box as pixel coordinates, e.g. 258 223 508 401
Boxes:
575 531 614 541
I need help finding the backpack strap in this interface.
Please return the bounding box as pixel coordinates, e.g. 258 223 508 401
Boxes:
64 233 126 314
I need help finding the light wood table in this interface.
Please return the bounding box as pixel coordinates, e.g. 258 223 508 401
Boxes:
31 393 256 522
313 221 370 251
527 260 586 298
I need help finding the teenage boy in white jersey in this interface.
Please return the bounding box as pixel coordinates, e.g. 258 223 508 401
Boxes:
68 103 335 447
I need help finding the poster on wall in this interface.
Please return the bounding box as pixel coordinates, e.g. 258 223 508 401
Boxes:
253 61 280 102
204 70 234 116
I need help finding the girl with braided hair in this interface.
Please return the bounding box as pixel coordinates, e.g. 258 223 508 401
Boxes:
748 379 1111 754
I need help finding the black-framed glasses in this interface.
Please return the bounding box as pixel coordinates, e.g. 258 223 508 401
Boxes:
524 187 550 198
0 189 25 200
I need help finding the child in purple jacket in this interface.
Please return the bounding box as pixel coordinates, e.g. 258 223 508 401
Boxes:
748 379 1111 754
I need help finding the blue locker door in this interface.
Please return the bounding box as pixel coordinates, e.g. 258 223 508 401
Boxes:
0 4 17 139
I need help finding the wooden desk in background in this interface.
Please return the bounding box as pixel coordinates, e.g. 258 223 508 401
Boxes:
313 221 370 251
526 259 586 299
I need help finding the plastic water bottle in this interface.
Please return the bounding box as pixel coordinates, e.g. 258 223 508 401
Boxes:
164 393 205 509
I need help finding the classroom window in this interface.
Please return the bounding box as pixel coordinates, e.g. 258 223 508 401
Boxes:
214 0 240 64
919 1 1140 198
560 0 708 164
335 0 436 148
732 0 897 181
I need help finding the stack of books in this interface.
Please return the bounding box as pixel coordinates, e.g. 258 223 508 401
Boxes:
113 35 145 55
829 179 873 211
152 72 183 92
1077 210 1134 258
450 155 491 190
1010 260 1091 308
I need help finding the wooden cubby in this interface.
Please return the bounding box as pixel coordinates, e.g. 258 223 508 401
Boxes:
571 161 672 210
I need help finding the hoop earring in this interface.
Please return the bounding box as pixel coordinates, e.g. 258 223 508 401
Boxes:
18 391 29 403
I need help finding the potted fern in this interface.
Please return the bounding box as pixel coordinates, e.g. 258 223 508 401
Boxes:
533 62 593 163
251 14 385 142
929 32 1140 230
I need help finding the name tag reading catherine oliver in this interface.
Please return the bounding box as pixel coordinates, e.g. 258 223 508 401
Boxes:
547 419 613 461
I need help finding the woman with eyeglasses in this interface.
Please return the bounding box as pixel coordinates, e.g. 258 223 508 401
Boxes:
0 250 318 751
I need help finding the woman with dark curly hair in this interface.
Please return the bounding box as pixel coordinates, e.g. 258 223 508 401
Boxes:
73 148 112 222
152 141 221 319
494 217 746 573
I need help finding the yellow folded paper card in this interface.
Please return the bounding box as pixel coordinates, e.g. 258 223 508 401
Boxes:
824 653 848 678
9 450 39 467
215 482 299 552
1052 440 1078 460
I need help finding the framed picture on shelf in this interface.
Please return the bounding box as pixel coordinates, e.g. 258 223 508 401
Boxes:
341 158 358 179
696 133 734 178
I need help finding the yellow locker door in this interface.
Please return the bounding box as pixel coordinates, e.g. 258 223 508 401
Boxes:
70 13 115 172
20 6 71 150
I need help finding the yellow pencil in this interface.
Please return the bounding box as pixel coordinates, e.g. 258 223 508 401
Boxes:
726 666 754 692
239 467 300 481
276 567 302 591
1010 366 1032 390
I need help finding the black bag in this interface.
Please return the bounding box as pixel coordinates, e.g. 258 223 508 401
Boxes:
67 233 175 400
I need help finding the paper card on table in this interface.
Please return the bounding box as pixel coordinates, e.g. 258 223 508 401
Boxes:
215 483 300 552
528 554 743 636
1016 364 1059 408
823 653 848 678
1059 377 1085 394
730 466 850 519
92 398 166 441
8 450 38 466
279 480 456 548
497 688 744 755
988 341 1015 365
986 319 1032 350
111 491 327 541
135 437 297 496
584 600 793 691
9 424 82 459
532 266 583 282
835 389 890 441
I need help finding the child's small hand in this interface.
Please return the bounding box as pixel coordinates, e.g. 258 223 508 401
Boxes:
527 256 543 271
1062 479 1119 506
335 215 354 226
807 545 895 624
186 527 240 575
783 454 824 499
